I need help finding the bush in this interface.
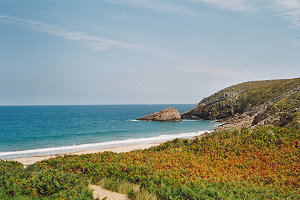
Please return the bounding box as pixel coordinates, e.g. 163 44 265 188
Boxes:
34 126 299 199
0 161 93 199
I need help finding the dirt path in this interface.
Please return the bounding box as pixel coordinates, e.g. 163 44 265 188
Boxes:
88 184 129 200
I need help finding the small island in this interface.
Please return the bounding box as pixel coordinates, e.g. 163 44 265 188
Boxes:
137 107 181 121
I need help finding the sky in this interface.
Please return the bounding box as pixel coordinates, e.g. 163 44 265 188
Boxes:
0 0 299 105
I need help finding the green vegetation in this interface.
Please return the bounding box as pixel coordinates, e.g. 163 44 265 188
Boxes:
1 126 298 199
98 178 156 200
1 78 298 199
236 78 299 111
182 78 300 127
0 161 93 199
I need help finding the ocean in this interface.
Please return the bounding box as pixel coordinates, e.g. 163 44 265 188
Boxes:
0 105 218 159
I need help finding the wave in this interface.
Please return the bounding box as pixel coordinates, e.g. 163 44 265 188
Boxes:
0 130 210 159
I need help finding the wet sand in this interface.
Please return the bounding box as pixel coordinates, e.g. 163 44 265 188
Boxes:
11 143 159 167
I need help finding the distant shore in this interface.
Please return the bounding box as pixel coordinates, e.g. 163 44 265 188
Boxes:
10 143 160 168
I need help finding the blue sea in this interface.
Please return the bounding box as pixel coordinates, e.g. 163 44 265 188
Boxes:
0 105 218 159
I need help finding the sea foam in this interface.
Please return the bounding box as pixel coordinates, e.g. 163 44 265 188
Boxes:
0 131 209 159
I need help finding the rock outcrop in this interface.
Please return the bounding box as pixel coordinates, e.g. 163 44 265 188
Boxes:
181 78 300 129
137 107 181 121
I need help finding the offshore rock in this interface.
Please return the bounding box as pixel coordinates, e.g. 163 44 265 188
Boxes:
137 107 181 121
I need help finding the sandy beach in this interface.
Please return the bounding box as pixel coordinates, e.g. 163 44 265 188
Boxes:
10 143 160 168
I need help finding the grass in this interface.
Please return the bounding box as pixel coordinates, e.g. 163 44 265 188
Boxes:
0 161 93 199
34 125 299 199
182 78 300 123
98 178 157 200
0 125 299 199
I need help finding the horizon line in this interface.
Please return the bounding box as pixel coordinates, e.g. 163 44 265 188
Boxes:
0 103 198 107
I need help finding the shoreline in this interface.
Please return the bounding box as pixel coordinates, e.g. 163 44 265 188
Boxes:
2 130 214 162
9 129 214 168
10 143 160 168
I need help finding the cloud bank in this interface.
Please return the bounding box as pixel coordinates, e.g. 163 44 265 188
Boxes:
102 0 300 28
0 15 139 51
273 0 300 27
102 0 199 16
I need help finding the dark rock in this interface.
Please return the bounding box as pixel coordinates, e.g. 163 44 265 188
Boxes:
137 107 181 121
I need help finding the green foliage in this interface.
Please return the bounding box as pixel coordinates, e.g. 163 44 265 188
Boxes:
233 78 299 114
32 126 299 199
98 177 157 200
0 161 93 199
1 126 298 199
182 78 300 125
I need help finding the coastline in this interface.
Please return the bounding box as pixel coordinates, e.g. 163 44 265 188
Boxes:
9 129 214 168
10 143 160 168
1 129 213 161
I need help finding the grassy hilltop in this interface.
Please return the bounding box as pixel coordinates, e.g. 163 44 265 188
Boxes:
0 78 299 199
182 78 300 128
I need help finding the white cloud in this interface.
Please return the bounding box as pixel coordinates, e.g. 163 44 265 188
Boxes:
141 45 257 80
275 0 300 9
186 0 300 28
0 15 139 51
103 0 300 28
168 63 258 80
0 14 246 79
272 0 300 27
102 0 199 16
188 0 254 11
190 0 300 27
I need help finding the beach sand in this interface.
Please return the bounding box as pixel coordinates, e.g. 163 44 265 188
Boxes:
10 143 160 168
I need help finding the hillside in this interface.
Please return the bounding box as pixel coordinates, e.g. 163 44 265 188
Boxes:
1 126 298 199
0 78 299 199
181 78 300 129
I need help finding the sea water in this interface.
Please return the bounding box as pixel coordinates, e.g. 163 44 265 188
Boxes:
0 105 218 159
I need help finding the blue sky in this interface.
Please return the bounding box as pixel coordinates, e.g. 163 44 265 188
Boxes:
0 0 299 105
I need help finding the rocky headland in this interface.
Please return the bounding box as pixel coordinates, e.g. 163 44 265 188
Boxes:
137 107 181 121
181 78 300 130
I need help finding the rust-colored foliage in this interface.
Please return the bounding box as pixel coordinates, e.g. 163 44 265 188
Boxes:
36 126 300 199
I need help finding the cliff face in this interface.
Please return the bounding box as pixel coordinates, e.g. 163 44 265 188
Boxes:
181 78 300 129
137 107 181 121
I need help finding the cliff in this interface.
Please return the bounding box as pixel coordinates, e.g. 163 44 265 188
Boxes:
137 107 181 121
181 78 300 129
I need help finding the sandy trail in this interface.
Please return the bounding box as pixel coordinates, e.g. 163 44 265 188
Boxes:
9 143 159 200
88 184 129 200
